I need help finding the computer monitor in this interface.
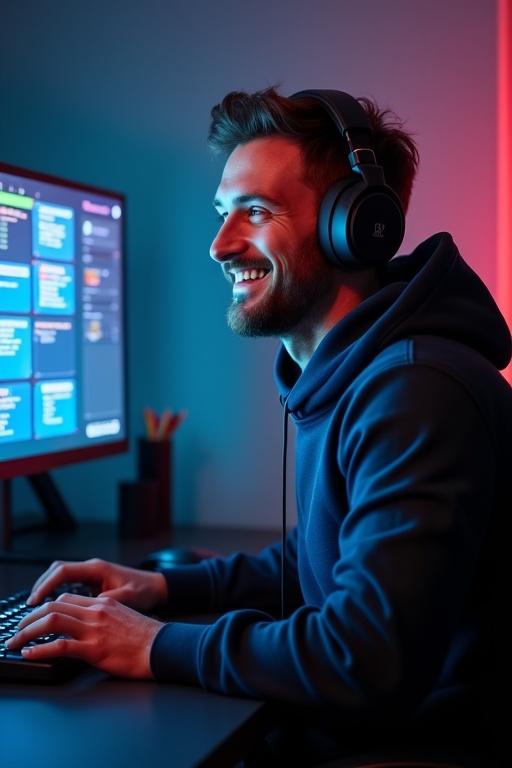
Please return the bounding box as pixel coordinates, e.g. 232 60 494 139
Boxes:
0 162 128 547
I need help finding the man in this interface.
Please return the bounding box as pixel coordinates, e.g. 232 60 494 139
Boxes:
6 87 511 763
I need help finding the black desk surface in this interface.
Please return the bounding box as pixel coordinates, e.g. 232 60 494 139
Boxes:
0 523 280 768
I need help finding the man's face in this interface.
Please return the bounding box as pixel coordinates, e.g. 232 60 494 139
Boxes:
210 136 335 337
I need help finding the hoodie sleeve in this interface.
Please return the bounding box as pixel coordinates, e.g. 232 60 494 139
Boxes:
151 364 494 712
159 526 303 616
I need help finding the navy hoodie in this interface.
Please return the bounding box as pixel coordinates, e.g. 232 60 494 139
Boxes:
151 232 511 750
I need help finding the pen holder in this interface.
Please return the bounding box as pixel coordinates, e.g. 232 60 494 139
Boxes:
118 480 158 538
137 437 172 532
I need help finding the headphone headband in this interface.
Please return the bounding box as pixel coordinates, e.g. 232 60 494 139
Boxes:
290 89 378 171
290 89 371 134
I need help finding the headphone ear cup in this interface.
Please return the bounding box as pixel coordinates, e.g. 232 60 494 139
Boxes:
318 177 405 269
318 176 363 268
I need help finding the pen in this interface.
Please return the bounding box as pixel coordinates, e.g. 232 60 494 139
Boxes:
156 410 173 441
165 410 187 439
143 407 159 440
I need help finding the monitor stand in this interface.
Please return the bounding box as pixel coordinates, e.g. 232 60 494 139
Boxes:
0 473 77 564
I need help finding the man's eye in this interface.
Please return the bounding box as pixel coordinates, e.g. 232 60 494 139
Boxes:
248 207 266 218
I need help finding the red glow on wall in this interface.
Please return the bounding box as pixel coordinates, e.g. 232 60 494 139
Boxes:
497 0 512 383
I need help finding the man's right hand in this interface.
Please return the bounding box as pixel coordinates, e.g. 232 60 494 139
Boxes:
26 558 169 612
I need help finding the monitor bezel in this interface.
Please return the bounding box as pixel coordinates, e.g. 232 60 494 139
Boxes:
0 161 129 480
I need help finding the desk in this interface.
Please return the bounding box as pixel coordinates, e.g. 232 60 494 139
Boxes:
0 523 280 768
0 671 267 768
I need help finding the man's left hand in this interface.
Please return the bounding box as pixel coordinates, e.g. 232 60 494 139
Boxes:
5 593 165 679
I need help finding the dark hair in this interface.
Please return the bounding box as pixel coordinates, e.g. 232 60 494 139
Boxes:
208 86 419 215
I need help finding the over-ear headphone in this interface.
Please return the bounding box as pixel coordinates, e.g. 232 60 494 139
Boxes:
290 89 405 270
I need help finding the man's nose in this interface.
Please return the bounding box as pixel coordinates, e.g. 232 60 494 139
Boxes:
209 217 247 263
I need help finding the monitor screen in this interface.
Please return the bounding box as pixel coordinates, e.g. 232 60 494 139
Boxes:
0 163 128 479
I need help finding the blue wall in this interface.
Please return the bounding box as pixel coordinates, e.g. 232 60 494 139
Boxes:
1 0 497 529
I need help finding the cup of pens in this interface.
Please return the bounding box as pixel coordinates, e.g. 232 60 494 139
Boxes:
138 408 187 533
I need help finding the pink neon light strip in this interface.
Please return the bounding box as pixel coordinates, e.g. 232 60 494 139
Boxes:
497 0 512 383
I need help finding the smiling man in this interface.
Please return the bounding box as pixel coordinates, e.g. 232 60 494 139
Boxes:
7 87 510 767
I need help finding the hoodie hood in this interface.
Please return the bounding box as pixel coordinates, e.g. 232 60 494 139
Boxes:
274 231 512 418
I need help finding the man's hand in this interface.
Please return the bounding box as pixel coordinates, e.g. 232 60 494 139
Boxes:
5 593 164 679
26 557 168 612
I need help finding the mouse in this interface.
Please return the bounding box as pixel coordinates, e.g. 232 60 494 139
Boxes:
138 546 219 571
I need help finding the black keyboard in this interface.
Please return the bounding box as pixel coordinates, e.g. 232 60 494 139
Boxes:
0 582 93 683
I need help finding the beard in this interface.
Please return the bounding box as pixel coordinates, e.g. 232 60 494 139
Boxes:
226 235 335 338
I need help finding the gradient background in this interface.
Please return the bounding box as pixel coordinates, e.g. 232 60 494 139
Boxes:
0 0 509 531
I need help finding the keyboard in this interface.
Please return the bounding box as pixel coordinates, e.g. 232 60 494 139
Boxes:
0 582 93 683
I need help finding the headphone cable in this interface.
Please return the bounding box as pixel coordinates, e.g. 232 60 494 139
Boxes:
281 398 290 620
